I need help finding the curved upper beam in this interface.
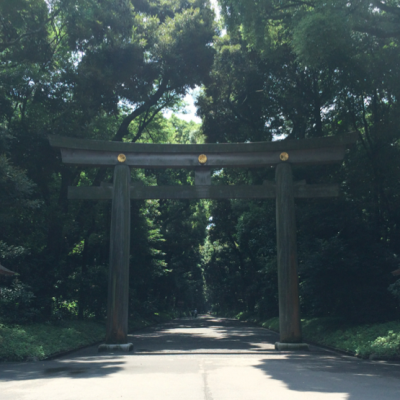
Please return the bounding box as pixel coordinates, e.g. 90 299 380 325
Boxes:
49 133 357 168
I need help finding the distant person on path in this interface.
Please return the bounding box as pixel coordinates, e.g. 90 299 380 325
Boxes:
194 308 197 318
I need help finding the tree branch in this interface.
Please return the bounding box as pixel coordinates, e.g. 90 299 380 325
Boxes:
353 25 400 38
113 79 169 142
373 1 400 17
0 9 61 51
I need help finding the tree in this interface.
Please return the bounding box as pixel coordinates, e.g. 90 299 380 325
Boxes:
197 0 400 321
0 0 216 320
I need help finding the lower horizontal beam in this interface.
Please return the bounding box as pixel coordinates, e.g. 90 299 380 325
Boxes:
295 184 339 198
69 185 113 200
132 185 277 199
68 184 339 200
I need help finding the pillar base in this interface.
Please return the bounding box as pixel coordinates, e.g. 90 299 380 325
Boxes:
98 343 134 352
275 342 309 351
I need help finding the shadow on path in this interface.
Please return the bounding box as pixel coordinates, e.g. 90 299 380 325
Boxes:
0 357 126 382
0 316 276 382
1 313 400 400
253 349 400 399
131 316 278 353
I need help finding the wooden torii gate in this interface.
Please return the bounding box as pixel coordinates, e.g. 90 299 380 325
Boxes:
49 133 357 350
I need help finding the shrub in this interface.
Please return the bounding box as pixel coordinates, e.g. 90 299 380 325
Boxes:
388 279 400 305
0 281 40 323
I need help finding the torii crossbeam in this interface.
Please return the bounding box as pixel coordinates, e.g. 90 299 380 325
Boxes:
49 133 357 350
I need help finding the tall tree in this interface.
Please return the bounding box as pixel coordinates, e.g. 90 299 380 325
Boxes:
0 0 216 319
198 0 400 321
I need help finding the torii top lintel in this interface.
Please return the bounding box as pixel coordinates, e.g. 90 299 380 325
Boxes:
49 133 357 168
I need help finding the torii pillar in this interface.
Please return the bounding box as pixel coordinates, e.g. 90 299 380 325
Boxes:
275 161 304 349
105 163 131 347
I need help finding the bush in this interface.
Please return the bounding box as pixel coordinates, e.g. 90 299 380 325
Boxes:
259 315 400 360
388 279 400 305
0 320 105 361
0 281 40 323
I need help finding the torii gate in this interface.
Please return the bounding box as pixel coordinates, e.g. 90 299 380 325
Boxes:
49 133 357 351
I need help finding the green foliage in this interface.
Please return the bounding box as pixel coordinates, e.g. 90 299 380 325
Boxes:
0 126 39 267
0 312 174 362
292 10 353 67
0 241 27 260
3 0 400 337
0 281 39 323
0 0 215 323
0 0 51 60
219 1 400 60
203 196 278 317
243 315 400 360
388 279 400 305
0 154 35 197
198 1 400 324
301 319 400 360
0 320 106 361
260 317 280 332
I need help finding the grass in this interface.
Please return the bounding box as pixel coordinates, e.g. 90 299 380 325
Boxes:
0 312 174 362
0 320 105 362
301 318 400 359
4 310 399 361
236 313 400 360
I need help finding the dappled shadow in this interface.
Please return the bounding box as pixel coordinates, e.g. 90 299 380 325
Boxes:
253 351 400 400
131 315 278 354
0 356 126 382
2 314 400 400
0 315 279 383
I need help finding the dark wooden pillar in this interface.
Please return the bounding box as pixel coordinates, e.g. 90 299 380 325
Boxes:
275 162 302 343
106 164 131 344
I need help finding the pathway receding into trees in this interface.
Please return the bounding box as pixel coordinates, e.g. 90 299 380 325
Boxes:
1 316 400 400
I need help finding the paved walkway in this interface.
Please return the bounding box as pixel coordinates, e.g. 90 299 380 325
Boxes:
1 316 400 399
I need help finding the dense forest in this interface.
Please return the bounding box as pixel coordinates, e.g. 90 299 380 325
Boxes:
1 0 400 326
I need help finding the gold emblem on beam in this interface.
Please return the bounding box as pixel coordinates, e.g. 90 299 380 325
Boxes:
198 154 207 164
280 152 289 161
117 154 127 163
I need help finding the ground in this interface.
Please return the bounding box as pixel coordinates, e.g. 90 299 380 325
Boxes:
1 315 399 399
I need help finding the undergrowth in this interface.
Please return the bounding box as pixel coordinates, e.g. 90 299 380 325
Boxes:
0 320 105 362
0 312 174 362
235 312 400 360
